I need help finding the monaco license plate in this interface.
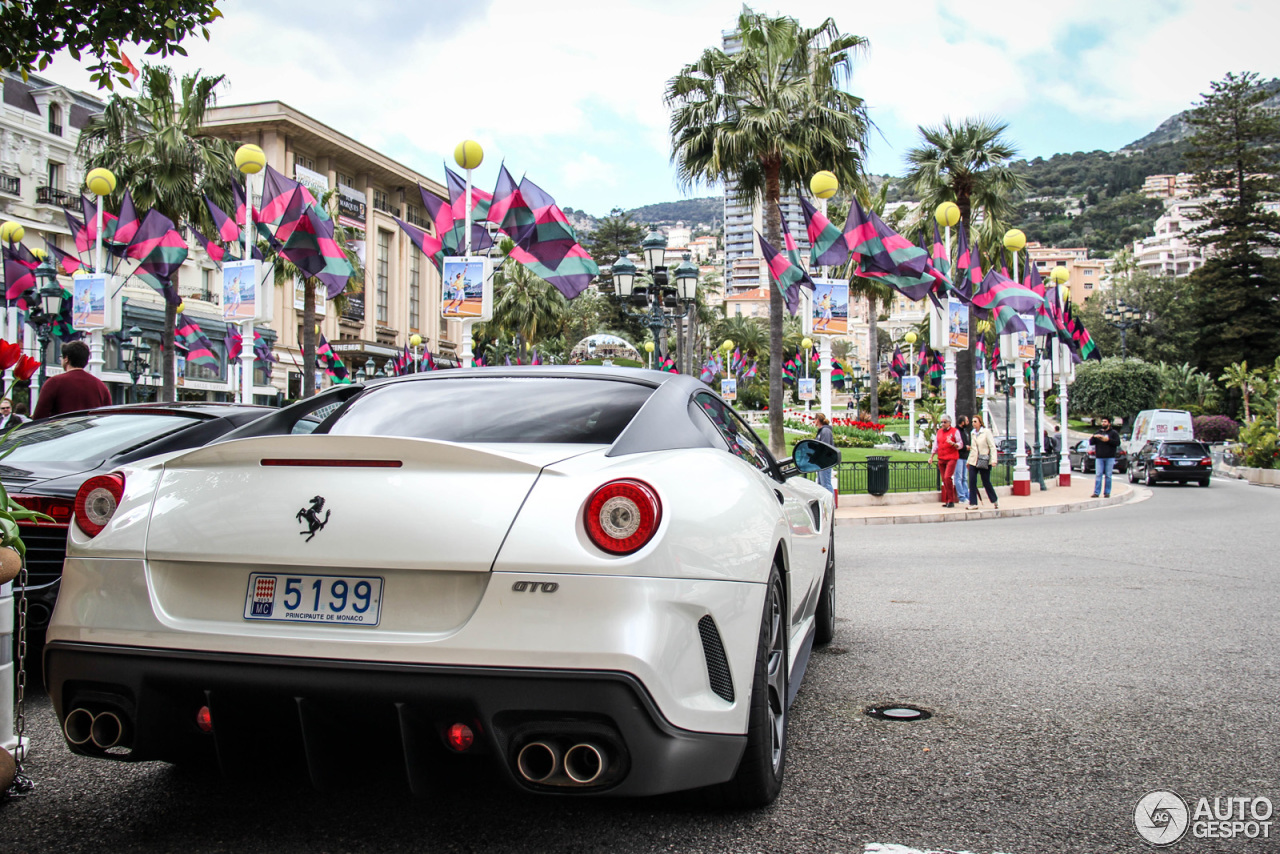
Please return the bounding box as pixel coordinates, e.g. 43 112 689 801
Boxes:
244 572 383 626
1177 460 1193 466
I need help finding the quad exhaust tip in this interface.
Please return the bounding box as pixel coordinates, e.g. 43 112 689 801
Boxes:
515 739 612 787
63 707 128 750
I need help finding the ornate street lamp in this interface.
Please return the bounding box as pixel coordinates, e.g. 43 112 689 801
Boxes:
410 333 423 374
1003 227 1030 495
605 228 698 372
1103 299 1139 359
118 326 152 403
29 252 65 389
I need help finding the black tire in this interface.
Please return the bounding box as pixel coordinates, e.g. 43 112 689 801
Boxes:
1199 479 1211 487
1128 464 1137 483
814 533 836 646
711 564 788 808
1146 466 1157 487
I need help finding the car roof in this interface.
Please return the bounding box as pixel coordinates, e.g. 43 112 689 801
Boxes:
29 401 273 424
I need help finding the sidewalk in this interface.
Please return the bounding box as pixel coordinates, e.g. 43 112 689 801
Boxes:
834 474 1137 525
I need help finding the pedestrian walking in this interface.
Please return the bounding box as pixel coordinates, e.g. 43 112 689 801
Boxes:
0 398 26 431
929 414 962 507
1090 417 1121 498
814 412 835 494
31 341 112 420
954 415 971 505
966 414 999 509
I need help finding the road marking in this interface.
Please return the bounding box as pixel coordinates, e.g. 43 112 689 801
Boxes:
866 845 1018 854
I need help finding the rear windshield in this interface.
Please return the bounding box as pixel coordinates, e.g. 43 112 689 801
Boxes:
1161 442 1208 456
327 377 654 444
0 413 199 462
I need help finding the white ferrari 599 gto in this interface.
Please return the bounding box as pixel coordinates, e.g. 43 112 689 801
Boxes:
45 367 839 807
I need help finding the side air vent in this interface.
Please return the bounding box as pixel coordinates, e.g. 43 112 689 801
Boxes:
697 615 735 703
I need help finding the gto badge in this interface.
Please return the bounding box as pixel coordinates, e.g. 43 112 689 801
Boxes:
296 496 330 542
512 581 559 594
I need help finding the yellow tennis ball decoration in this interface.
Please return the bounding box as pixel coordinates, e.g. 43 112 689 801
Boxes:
0 221 24 243
410 333 422 347
644 341 654 353
85 167 117 196
802 337 813 350
934 201 960 228
31 247 46 260
235 144 266 175
1049 265 1070 285
809 170 838 200
1002 228 1026 252
721 339 734 352
176 300 186 313
905 331 917 345
454 140 483 170
976 319 993 334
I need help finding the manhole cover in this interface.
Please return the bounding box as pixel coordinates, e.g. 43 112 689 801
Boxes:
866 704 932 721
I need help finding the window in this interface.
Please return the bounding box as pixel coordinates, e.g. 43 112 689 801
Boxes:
337 171 355 190
693 392 776 475
1083 269 1095 276
409 250 420 331
294 153 315 170
376 229 390 324
202 269 216 302
374 188 389 209
328 378 653 444
46 160 62 189
47 103 62 136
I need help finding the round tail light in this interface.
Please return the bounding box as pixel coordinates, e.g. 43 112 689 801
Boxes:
585 479 662 556
74 473 125 537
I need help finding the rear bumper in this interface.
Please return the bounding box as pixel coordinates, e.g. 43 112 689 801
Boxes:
1148 467 1210 482
44 641 746 797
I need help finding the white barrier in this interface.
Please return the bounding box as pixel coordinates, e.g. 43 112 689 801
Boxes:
1 580 16 754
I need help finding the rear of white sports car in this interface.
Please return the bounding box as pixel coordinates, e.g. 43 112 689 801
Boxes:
43 369 835 804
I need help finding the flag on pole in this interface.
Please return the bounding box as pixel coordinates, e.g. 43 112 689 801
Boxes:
778 207 817 313
889 345 907 379
488 163 534 245
506 243 596 300
394 216 444 272
109 190 141 252
174 310 221 370
127 209 188 304
316 333 350 383
445 165 494 253
512 176 589 269
844 198 934 300
756 230 813 315
2 242 38 299
44 241 84 275
191 227 225 267
206 194 242 244
253 331 276 380
259 164 317 229
225 324 243 361
799 196 848 267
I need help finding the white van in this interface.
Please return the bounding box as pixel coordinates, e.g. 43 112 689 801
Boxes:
1127 409 1195 454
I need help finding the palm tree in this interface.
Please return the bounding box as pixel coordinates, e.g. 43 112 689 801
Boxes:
667 7 871 456
904 117 1025 423
78 65 238 401
1219 361 1267 421
487 237 567 362
715 315 769 358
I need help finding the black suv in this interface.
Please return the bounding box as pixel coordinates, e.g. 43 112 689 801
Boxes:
1128 439 1213 487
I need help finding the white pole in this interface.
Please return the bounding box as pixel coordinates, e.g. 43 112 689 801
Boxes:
907 340 916 452
89 199 105 376
1012 251 1029 494
1057 304 1071 486
942 224 956 423
465 168 473 258
819 337 832 419
460 319 475 367
240 171 255 405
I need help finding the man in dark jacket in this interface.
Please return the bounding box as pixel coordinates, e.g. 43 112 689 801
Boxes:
1089 417 1121 498
32 341 112 419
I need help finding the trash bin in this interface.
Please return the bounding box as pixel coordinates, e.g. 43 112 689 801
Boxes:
866 455 890 497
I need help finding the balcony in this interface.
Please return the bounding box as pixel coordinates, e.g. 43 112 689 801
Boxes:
48 123 62 137
36 186 75 207
0 175 18 196
406 209 431 229
372 197 400 218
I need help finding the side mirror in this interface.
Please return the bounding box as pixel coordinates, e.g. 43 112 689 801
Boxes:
780 438 841 478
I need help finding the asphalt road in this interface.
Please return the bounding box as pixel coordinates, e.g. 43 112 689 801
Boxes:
3 476 1277 853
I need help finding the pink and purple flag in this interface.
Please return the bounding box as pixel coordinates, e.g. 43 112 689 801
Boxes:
445 165 493 253
174 310 220 371
845 198 933 300
799 196 849 268
756 229 813 315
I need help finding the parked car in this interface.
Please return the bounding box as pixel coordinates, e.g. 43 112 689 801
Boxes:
1129 439 1213 486
45 368 840 806
1067 439 1129 474
1 402 273 636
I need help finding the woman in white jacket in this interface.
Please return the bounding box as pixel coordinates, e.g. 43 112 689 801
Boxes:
967 415 999 509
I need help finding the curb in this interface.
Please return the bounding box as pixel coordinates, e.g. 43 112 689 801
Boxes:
836 489 1133 526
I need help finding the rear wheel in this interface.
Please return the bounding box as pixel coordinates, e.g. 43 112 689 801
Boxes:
710 564 788 808
814 533 836 646
1128 464 1137 483
1146 466 1157 487
1199 479 1211 487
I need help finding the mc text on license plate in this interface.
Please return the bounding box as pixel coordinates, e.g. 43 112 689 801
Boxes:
244 573 383 626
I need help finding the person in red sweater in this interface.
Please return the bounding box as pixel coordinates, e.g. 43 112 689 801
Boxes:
929 414 962 508
32 341 112 420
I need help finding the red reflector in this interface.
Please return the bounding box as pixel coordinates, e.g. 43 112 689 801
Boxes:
196 706 213 733
260 459 403 468
10 494 73 526
446 722 474 752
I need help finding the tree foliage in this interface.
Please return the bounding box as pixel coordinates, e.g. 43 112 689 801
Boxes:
1077 270 1198 365
0 0 222 91
1069 357 1162 422
667 6 871 455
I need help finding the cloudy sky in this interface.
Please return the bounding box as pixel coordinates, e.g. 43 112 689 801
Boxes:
46 0 1279 216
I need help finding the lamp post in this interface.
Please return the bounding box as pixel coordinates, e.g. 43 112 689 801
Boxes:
85 166 116 377
935 202 961 423
28 255 65 392
607 229 698 372
644 340 654 369
409 333 423 373
801 337 813 412
1003 228 1031 496
234 144 265 403
1028 345 1048 491
0 220 24 342
996 361 1011 454
118 326 151 403
1050 267 1072 485
905 331 918 451
850 361 864 416
1103 299 1139 359
810 171 839 418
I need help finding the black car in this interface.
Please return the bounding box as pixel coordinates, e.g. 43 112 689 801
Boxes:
1129 439 1213 486
2 402 272 634
1068 438 1129 474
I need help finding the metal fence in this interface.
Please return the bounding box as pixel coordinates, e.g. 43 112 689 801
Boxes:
819 454 1061 495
